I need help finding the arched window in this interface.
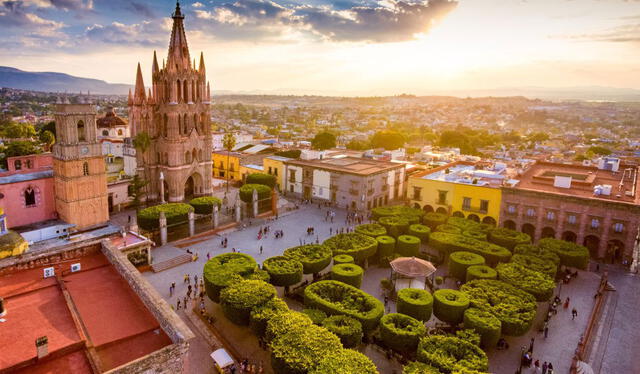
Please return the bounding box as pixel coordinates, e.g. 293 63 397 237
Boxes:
184 114 188 134
567 215 577 224
198 149 203 161
507 205 516 214
24 186 36 206
185 151 191 164
14 160 22 170
176 79 181 102
183 80 189 102
164 80 170 102
546 211 555 221
102 130 109 136
83 162 89 176
193 114 198 133
163 114 168 137
192 149 197 162
77 120 86 142
178 115 182 135
157 152 161 164
526 208 536 217
591 218 600 229
26 159 32 169
164 152 168 165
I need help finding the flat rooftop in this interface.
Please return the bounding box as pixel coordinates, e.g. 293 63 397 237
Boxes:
286 156 403 176
413 161 505 188
512 161 640 204
0 252 171 373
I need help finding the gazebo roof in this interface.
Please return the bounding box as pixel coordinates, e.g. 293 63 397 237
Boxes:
390 256 437 278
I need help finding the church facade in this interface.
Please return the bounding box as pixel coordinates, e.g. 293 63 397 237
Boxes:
128 2 213 203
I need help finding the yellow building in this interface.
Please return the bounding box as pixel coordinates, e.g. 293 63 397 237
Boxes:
212 151 242 181
262 155 290 192
407 161 502 225
240 164 264 182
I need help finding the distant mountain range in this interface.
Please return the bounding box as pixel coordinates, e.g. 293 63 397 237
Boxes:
1 65 639 101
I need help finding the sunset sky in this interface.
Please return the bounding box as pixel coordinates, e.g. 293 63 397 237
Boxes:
1 0 639 95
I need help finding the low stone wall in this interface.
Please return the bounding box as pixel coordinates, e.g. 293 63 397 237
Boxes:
105 342 190 374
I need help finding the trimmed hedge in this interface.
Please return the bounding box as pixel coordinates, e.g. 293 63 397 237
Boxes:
310 349 378 374
449 251 485 281
355 223 387 237
188 196 222 214
460 279 537 336
376 235 396 259
397 288 433 322
323 233 378 263
322 315 363 348
246 172 276 188
511 253 558 278
423 212 448 230
239 183 272 203
266 310 314 343
487 227 531 250
403 361 441 374
537 238 590 269
433 289 470 325
263 256 303 287
380 313 427 353
372 205 424 223
220 279 276 325
408 224 431 243
465 265 497 283
463 230 487 241
435 224 463 235
333 254 354 265
248 269 271 283
463 308 501 348
417 335 489 373
429 232 512 266
397 235 421 257
283 244 333 275
137 203 193 230
513 244 561 265
447 217 481 232
379 216 410 237
203 253 258 302
270 323 343 374
302 309 328 325
496 262 556 301
250 297 289 337
331 263 364 288
304 280 384 333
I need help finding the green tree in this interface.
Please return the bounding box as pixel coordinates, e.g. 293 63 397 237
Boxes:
346 139 369 151
311 131 336 150
128 174 149 210
39 121 56 137
0 141 41 168
223 132 236 192
588 145 612 156
2 122 36 139
526 132 549 143
370 130 405 150
39 130 55 151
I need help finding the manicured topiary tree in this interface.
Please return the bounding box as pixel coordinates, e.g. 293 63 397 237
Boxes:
460 279 537 336
323 233 378 263
408 224 431 243
250 297 289 337
239 183 271 203
376 235 396 260
322 315 363 348
283 244 333 278
449 251 485 281
310 349 378 374
463 308 501 348
372 205 424 223
463 230 487 241
137 203 193 230
355 223 387 238
203 253 258 302
265 310 313 343
496 262 556 301
511 253 558 278
379 216 410 237
246 172 276 188
397 288 433 322
417 335 489 373
487 227 531 250
428 232 512 266
433 289 470 325
188 196 222 214
304 280 384 333
331 263 364 288
435 223 463 235
263 256 303 291
270 323 343 374
423 212 448 230
333 254 354 265
220 279 277 325
397 235 421 257
247 269 270 282
403 361 441 374
465 265 497 283
447 217 480 232
380 313 427 353
513 244 561 265
537 238 590 269
302 308 328 325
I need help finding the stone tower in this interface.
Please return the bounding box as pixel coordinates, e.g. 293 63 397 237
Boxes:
53 97 109 229
129 1 213 203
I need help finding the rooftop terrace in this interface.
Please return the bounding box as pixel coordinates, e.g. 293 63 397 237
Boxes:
416 162 506 188
286 156 403 176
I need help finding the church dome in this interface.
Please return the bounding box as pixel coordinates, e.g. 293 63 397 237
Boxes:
97 107 127 128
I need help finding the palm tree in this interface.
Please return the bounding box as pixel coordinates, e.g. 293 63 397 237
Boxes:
132 132 152 201
222 132 236 192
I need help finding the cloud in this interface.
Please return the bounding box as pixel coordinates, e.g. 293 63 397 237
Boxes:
84 20 168 46
20 0 92 10
127 1 155 18
560 23 640 44
0 1 64 30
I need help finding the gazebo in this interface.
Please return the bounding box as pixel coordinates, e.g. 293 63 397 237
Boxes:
390 256 437 292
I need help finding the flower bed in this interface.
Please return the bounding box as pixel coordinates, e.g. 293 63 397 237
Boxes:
397 235 421 257
397 288 433 322
188 196 222 214
331 263 364 288
496 262 556 301
137 203 193 230
203 253 258 302
220 279 277 325
449 251 485 281
263 256 303 287
463 308 501 348
429 232 512 266
417 335 489 373
433 289 470 324
323 233 378 263
266 310 313 343
355 223 387 237
283 244 333 275
321 315 363 348
379 216 410 237
537 238 590 269
423 212 448 230
487 227 531 250
408 224 431 243
465 265 497 283
380 313 427 353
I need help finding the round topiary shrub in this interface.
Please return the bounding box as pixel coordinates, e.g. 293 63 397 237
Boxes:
447 217 481 232
428 232 512 266
322 315 363 348
355 223 387 237
537 238 590 269
403 361 441 374
433 289 470 325
511 253 558 278
463 230 487 241
331 263 364 288
266 310 313 343
435 224 462 234
496 262 556 301
283 244 333 276
239 183 272 203
376 235 396 259
460 279 537 336
487 227 531 250
270 323 343 374
463 307 501 349
203 253 258 302
323 233 378 263
250 297 289 337
379 216 410 237
465 265 497 283
408 224 431 243
302 308 328 325
309 349 378 374
263 256 303 288
220 279 277 325
137 203 193 230
423 212 448 230
245 172 276 188
333 254 354 265
247 269 270 282
397 235 421 257
188 196 222 214
417 335 489 373
449 251 485 281
372 206 424 223
513 244 561 265
397 288 433 322
380 313 426 353
304 280 384 333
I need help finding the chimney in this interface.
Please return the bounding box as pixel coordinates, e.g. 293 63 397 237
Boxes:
36 336 48 359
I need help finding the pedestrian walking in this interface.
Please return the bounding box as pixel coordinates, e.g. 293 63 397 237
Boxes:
564 297 570 309
529 337 535 354
542 362 548 374
183 296 188 308
169 284 173 297
207 252 210 260
260 246 263 255
543 324 549 339
548 363 554 374
572 308 578 320
534 360 540 372
177 299 181 310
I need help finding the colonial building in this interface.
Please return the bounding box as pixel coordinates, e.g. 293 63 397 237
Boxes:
129 2 212 203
